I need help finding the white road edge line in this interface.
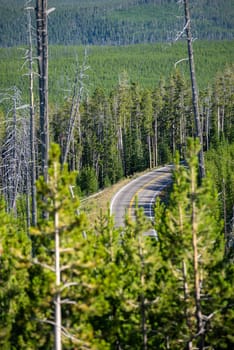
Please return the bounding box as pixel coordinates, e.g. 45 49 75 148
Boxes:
110 166 170 215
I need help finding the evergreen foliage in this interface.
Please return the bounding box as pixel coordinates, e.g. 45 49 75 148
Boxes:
0 200 31 349
155 139 232 349
0 41 233 101
30 144 92 349
205 142 234 254
77 166 99 195
1 141 233 349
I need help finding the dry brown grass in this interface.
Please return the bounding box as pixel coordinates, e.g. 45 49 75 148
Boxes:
80 170 150 225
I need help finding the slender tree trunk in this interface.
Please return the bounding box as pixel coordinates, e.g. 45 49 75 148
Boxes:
183 0 205 179
62 63 82 166
26 166 31 229
191 163 204 348
180 115 183 155
182 260 193 350
141 291 147 350
54 161 62 350
36 0 49 182
147 135 152 169
220 106 225 136
138 236 147 350
154 114 158 167
118 126 124 173
62 53 88 168
205 104 210 151
217 105 220 140
27 6 37 225
222 178 228 254
172 122 176 156
12 93 17 213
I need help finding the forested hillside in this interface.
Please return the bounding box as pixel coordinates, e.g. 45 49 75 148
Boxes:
1 41 233 102
0 0 234 47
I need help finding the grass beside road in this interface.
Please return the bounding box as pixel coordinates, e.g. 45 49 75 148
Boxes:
80 177 132 226
80 167 172 226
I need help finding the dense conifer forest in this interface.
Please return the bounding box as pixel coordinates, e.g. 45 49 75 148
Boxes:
0 40 234 100
0 1 234 349
0 0 234 46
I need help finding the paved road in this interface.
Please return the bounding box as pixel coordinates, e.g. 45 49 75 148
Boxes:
110 165 173 227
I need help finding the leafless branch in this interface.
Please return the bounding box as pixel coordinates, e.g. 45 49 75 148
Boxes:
174 57 189 67
59 247 74 253
36 318 90 349
60 282 78 292
60 326 90 348
32 258 55 272
174 19 190 41
60 299 77 305
60 264 74 272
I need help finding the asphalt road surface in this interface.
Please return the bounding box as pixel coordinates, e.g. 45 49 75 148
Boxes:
110 165 173 227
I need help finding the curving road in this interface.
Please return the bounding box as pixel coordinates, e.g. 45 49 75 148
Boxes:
110 165 173 227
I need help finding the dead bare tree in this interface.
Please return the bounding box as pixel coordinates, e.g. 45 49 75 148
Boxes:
183 0 205 179
62 52 89 168
175 0 205 179
25 2 37 225
0 88 31 218
35 0 50 182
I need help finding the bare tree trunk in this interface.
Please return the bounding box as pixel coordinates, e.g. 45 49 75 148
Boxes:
12 93 17 212
153 114 158 167
62 53 88 168
217 105 220 140
220 106 225 135
118 126 124 172
183 0 205 179
26 167 31 229
1 87 30 216
222 178 228 254
205 102 210 151
191 163 204 349
138 235 147 350
172 122 176 156
141 292 147 350
147 135 152 169
54 161 62 350
26 6 37 225
36 0 49 182
182 260 193 350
